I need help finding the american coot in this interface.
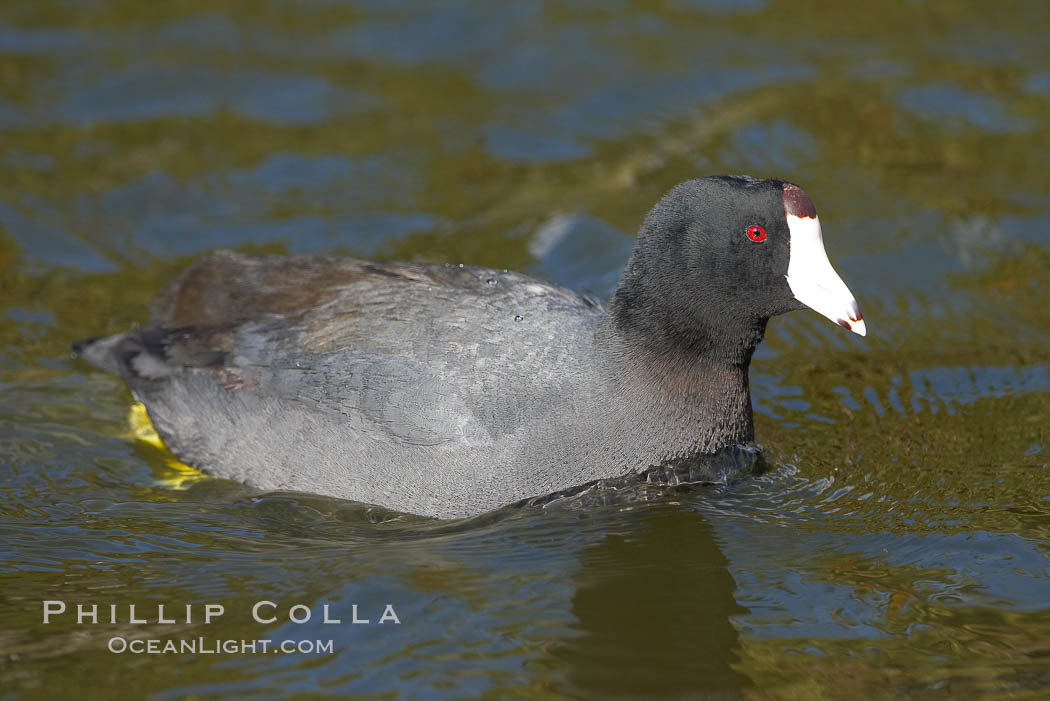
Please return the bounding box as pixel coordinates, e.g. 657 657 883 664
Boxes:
75 176 864 519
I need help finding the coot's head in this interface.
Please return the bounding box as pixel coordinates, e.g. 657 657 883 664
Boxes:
612 175 864 358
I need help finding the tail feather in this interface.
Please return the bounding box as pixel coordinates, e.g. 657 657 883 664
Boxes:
71 331 175 379
73 326 228 379
71 334 131 376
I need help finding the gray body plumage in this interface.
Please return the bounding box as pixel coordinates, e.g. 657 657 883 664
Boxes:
76 177 864 519
79 250 751 519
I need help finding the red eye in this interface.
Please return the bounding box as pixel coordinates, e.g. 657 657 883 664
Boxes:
746 225 766 242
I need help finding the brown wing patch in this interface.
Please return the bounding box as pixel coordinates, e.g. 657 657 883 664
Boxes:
149 250 444 328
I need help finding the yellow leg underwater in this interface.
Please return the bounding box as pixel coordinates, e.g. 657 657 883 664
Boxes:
127 402 205 489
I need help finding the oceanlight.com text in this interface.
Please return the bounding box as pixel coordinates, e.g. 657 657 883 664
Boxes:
107 637 335 655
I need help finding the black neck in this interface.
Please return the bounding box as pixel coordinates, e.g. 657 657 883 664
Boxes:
595 298 764 458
